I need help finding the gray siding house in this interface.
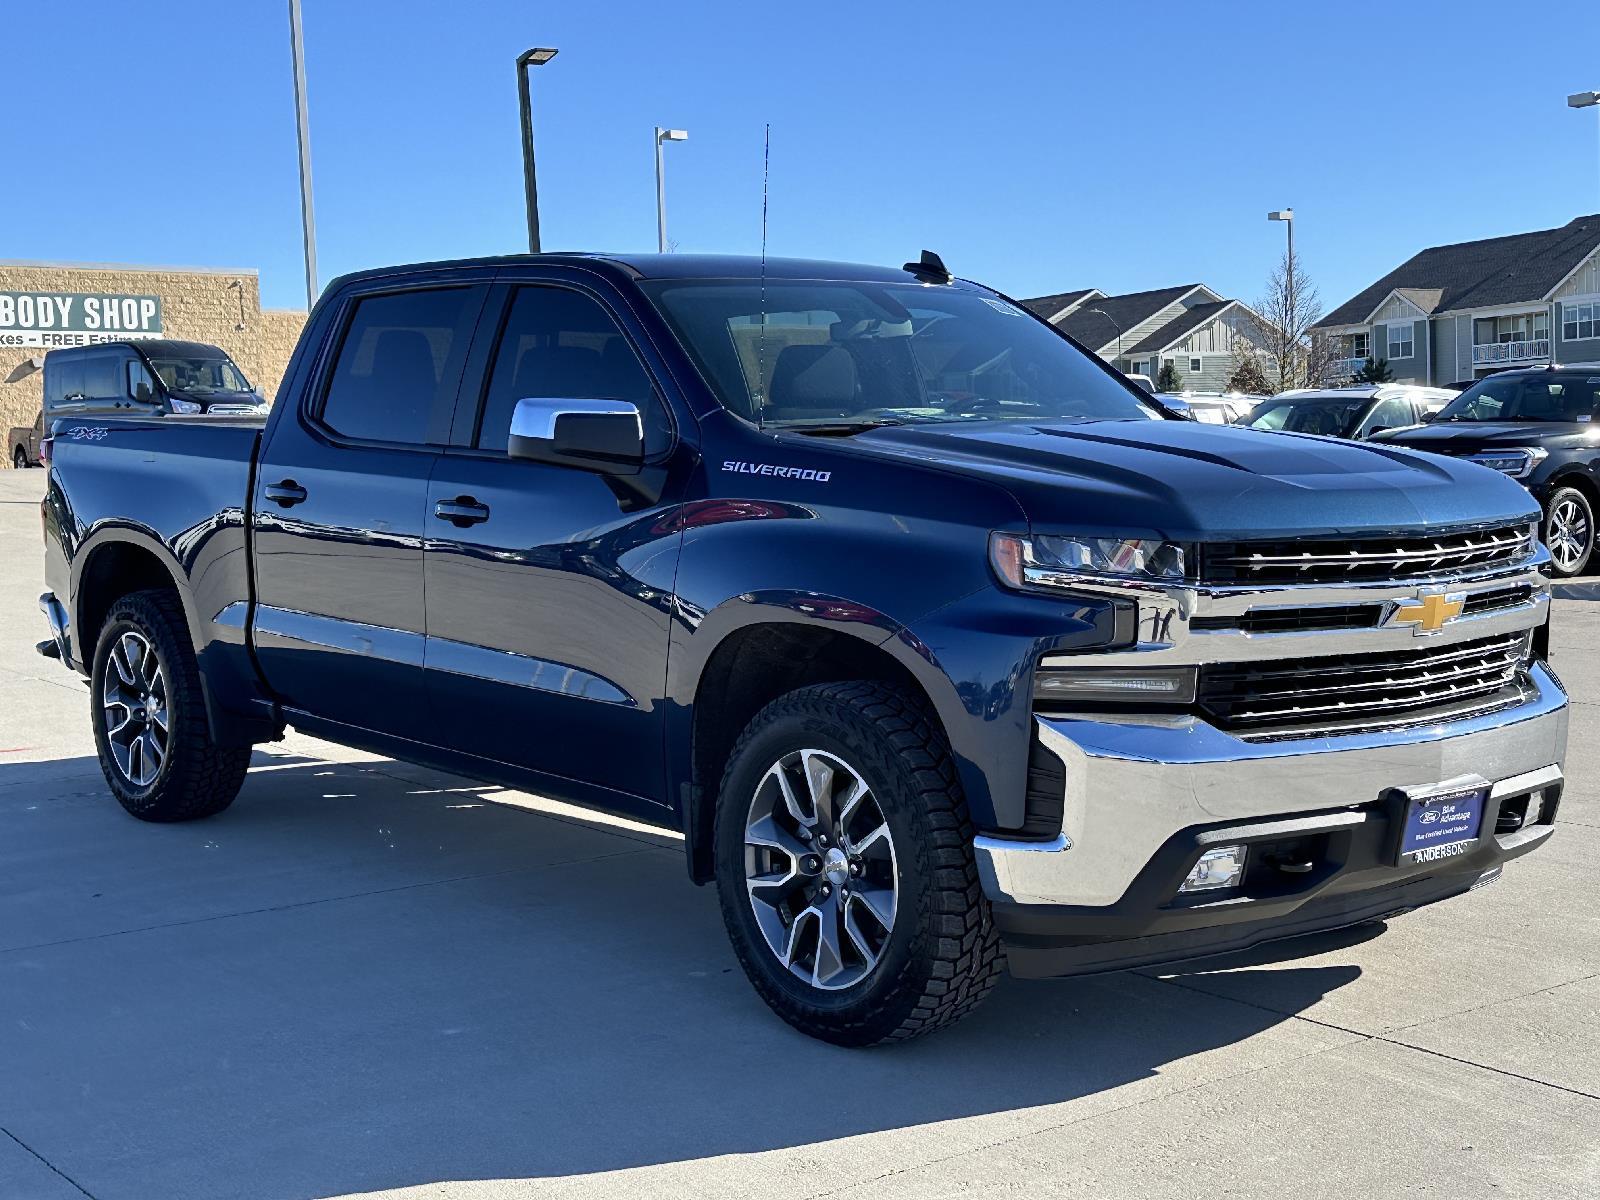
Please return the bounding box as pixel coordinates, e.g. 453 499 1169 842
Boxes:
1313 214 1600 386
1022 284 1265 391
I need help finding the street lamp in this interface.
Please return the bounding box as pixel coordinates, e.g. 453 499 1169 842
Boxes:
1569 91 1600 205
517 47 559 253
1269 209 1295 379
654 127 688 253
287 0 318 308
1086 307 1123 363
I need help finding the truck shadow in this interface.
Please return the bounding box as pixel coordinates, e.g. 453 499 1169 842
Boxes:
0 752 1365 1199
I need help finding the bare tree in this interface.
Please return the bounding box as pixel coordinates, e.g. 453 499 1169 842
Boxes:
1238 247 1333 392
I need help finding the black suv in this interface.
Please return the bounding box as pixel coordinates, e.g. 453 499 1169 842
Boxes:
1375 365 1600 576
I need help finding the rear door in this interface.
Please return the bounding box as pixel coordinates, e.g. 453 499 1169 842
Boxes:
421 273 685 805
252 277 489 739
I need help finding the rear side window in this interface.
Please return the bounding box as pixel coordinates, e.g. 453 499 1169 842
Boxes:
474 285 665 454
321 287 480 445
82 353 121 402
44 355 84 410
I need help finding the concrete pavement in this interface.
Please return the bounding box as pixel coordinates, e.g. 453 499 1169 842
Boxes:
1 467 1596 1199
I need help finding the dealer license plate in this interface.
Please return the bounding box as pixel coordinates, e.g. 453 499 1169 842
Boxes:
1396 785 1487 866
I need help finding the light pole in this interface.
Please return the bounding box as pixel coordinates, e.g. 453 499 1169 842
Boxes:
287 0 317 308
654 127 688 253
1569 91 1600 206
517 47 559 253
1268 209 1295 380
1086 307 1123 365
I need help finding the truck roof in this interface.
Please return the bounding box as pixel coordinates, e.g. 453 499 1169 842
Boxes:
327 252 947 289
45 339 231 361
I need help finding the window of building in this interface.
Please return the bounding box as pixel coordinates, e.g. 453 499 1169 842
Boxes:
1349 332 1369 360
1188 356 1202 374
320 287 481 445
1563 302 1598 342
475 285 665 455
1387 323 1414 359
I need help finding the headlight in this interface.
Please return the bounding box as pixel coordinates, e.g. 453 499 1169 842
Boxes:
990 532 1186 592
167 397 202 414
1466 447 1547 479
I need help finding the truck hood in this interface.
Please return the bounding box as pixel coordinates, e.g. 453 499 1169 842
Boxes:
840 418 1539 540
1377 420 1600 453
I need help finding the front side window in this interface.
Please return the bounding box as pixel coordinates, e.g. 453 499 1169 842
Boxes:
474 286 666 454
1436 373 1600 423
321 287 479 445
642 280 1158 427
1359 396 1413 437
1387 323 1414 359
126 360 157 402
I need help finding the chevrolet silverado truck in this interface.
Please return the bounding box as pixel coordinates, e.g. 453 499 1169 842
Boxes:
37 252 1570 1045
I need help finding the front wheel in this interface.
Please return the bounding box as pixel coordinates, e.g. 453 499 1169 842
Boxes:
12 446 26 470
714 681 1003 1045
1543 486 1595 578
90 589 252 821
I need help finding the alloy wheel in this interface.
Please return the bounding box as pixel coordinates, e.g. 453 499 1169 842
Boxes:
743 748 898 991
1548 496 1593 574
102 631 168 788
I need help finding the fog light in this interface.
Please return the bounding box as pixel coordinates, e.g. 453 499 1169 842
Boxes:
1179 845 1248 894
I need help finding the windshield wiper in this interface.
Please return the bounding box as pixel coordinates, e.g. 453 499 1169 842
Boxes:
777 419 906 436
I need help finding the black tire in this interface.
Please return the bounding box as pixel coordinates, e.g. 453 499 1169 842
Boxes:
1543 486 1595 578
90 589 251 821
12 446 26 469
714 681 1003 1045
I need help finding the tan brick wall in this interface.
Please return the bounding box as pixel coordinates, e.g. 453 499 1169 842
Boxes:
1 263 306 464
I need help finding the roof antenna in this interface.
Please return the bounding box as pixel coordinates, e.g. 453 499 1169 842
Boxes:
904 249 952 284
755 123 770 431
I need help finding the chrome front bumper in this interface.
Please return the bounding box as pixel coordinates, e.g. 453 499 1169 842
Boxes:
975 659 1568 909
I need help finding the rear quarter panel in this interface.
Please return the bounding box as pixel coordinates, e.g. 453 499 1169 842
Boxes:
45 415 268 728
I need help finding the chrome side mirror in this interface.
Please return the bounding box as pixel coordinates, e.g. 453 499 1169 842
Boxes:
507 397 644 474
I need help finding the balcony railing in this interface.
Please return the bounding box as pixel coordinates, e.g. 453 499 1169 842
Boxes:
1326 356 1367 382
1472 338 1550 366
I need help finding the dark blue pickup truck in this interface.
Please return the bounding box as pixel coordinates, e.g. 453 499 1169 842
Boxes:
37 252 1569 1044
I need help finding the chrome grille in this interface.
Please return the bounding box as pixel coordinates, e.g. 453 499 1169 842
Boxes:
1202 523 1534 585
1198 630 1531 736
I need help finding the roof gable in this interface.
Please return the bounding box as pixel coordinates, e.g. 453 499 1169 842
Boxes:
1053 284 1210 351
1020 288 1102 322
1315 214 1600 329
1125 299 1243 355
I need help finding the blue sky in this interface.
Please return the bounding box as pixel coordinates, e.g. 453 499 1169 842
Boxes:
7 1 1599 314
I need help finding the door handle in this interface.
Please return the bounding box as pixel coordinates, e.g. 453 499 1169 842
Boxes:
434 496 491 527
265 480 308 507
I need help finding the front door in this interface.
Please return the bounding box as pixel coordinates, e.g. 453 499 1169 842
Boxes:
423 280 683 805
252 281 487 739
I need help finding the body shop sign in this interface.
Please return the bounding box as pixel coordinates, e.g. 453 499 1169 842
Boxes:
0 291 163 347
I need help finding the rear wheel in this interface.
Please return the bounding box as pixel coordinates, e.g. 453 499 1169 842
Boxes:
1544 486 1594 578
90 590 251 821
714 681 1003 1045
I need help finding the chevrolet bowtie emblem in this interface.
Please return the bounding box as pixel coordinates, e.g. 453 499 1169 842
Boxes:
1390 592 1466 635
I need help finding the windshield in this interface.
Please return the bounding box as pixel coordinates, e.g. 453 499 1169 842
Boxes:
147 355 254 397
641 280 1160 427
1434 373 1600 423
1243 397 1367 437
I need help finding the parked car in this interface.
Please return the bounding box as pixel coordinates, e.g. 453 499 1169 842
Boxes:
1373 364 1600 576
1241 384 1455 440
42 340 268 422
36 252 1567 1046
1159 391 1260 425
9 408 43 468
